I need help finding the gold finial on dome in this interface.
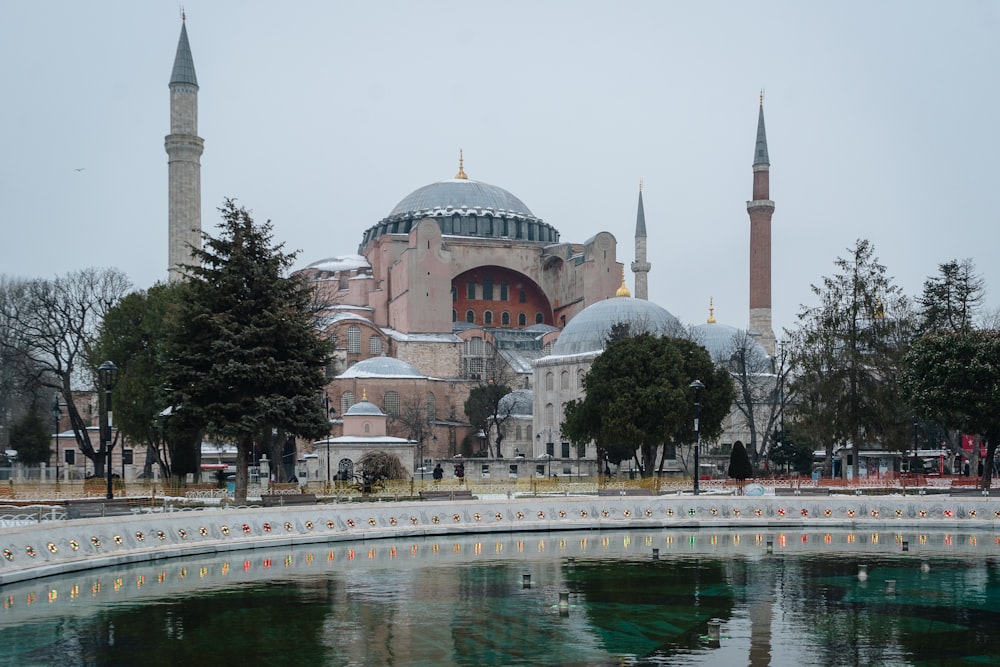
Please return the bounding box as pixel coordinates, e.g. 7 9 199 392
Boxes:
874 294 885 320
707 297 716 324
362 388 368 402
616 267 631 297
455 149 468 180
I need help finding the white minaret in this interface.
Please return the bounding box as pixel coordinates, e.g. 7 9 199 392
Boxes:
165 17 203 282
630 182 651 300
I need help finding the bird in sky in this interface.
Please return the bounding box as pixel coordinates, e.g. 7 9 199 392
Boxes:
74 168 85 172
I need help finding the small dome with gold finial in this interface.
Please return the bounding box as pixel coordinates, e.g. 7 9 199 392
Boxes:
691 299 769 363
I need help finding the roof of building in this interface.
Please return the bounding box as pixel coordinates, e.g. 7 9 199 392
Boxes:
339 356 424 379
170 22 198 87
754 101 769 166
388 178 537 220
691 321 769 363
498 389 534 417
344 400 385 416
550 296 682 356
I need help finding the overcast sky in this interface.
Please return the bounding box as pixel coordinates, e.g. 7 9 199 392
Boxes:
2 2 997 337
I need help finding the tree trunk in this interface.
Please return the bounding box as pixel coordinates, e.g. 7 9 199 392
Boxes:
235 436 251 503
982 434 997 490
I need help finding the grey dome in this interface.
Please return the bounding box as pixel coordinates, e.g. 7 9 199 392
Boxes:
339 357 423 379
692 322 770 364
359 175 559 250
551 297 682 356
345 401 384 416
389 179 535 219
498 389 534 417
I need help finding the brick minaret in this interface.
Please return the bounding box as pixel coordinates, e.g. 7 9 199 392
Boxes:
630 182 651 300
165 17 203 282
746 95 775 355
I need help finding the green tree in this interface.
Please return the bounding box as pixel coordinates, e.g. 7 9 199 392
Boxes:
562 334 733 478
163 199 332 502
902 330 1000 489
92 283 202 486
790 239 913 479
8 409 50 466
726 440 753 493
917 259 983 334
768 427 814 475
463 383 512 457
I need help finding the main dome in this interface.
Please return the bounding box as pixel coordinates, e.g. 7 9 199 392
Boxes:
388 179 535 219
359 166 560 250
551 297 683 356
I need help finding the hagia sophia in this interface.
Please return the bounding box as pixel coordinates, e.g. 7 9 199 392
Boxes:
166 20 775 483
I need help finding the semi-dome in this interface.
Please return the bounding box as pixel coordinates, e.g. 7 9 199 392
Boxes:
498 389 534 417
339 357 424 379
692 321 770 365
551 297 682 356
358 159 560 250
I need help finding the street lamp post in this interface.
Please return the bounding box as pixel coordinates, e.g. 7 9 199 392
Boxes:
689 380 705 496
98 361 119 500
911 416 919 474
323 393 332 492
51 394 61 484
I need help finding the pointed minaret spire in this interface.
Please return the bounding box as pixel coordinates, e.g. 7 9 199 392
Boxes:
455 149 468 179
747 93 776 355
630 180 651 300
166 18 204 282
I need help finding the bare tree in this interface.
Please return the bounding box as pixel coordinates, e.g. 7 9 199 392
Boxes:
0 269 130 474
719 330 792 468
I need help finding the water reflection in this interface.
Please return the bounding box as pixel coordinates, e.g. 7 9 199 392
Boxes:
2 529 998 666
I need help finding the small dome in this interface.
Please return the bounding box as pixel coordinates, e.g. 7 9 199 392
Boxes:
691 321 770 363
498 389 533 417
551 297 682 356
339 357 423 378
345 401 384 416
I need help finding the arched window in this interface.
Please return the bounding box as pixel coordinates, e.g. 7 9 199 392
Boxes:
452 310 457 322
484 311 493 325
518 313 527 326
426 392 437 420
545 372 554 391
501 311 510 326
577 369 586 387
535 312 544 324
383 390 400 416
347 325 361 353
337 458 354 481
369 335 382 355
364 422 371 434
466 310 475 323
560 370 570 390
340 391 355 415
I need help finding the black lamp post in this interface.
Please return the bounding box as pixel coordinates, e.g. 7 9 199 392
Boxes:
911 416 919 473
689 379 704 496
323 393 332 491
98 361 119 500
51 393 61 483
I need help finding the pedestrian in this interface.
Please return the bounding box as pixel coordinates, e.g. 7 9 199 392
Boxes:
432 463 443 482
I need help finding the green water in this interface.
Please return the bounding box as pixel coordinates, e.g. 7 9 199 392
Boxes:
2 529 999 666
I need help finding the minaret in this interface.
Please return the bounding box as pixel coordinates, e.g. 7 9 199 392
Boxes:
746 92 775 355
630 181 651 300
165 16 203 282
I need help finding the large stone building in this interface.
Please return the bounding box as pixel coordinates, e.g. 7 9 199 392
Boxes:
164 21 777 482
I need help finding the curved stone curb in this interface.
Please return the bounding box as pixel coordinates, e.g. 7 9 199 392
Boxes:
2 496 998 584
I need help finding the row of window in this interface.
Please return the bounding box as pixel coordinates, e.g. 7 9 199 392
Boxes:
543 369 587 392
454 310 545 326
344 325 384 355
455 281 527 303
339 390 436 419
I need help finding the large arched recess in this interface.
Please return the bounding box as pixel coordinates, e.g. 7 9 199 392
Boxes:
452 266 553 327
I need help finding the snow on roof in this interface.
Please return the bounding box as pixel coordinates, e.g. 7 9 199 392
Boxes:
305 254 370 272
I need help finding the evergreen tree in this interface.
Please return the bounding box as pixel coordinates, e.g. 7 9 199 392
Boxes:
790 239 914 479
917 259 983 334
562 334 733 478
92 283 201 485
902 330 1000 489
8 409 50 466
726 440 753 493
163 199 331 502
